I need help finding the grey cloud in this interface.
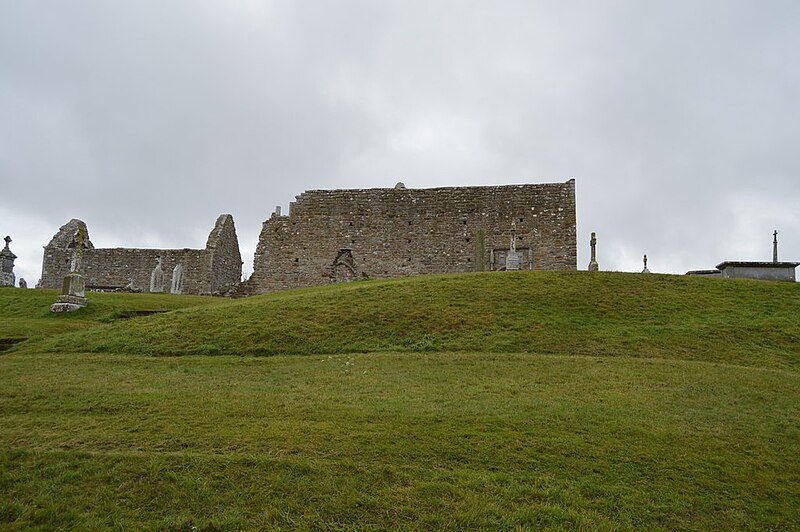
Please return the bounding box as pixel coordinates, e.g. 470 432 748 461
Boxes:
1 0 798 286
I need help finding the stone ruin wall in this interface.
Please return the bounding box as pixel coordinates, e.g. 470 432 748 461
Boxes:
243 180 577 295
40 215 242 296
206 214 244 292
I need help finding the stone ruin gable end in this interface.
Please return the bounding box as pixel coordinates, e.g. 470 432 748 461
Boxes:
40 219 94 290
40 215 242 296
244 180 577 294
205 214 243 294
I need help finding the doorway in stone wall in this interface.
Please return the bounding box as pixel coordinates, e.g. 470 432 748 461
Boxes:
332 248 358 283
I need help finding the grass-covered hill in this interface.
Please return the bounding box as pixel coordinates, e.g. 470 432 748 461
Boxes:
14 270 800 369
1 272 799 529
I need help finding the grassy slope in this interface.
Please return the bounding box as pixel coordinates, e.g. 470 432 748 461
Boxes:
19 271 800 369
1 273 799 529
0 286 227 340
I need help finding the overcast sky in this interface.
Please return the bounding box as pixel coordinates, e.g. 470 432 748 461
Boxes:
2 1 798 285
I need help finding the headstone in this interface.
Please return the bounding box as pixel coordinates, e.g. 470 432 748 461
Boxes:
0 236 17 287
642 254 651 274
51 228 88 312
122 277 141 293
588 232 599 271
505 222 520 271
18 278 27 289
150 257 164 293
171 263 184 294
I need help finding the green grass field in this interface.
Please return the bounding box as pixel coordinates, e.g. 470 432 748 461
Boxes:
1 272 799 529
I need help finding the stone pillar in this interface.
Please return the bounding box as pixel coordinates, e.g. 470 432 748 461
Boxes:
773 230 778 263
588 232 599 271
0 236 17 287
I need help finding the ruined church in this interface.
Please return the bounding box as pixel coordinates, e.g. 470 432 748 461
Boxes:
40 180 578 296
40 215 242 296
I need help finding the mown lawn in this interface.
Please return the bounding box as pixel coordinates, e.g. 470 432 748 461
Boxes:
1 352 799 530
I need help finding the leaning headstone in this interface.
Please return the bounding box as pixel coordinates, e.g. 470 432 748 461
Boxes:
122 278 141 293
641 254 651 274
18 278 27 289
505 222 520 271
171 264 184 294
588 232 599 272
51 227 88 312
150 257 164 293
0 236 17 287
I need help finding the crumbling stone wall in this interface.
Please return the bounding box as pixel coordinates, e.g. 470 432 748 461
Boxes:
40 215 242 295
206 214 243 294
242 180 576 295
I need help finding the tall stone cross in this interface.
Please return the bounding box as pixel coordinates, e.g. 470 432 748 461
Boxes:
69 226 87 273
773 230 778 263
505 221 520 271
0 236 17 287
588 232 599 271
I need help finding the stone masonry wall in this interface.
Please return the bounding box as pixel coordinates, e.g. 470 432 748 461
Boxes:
243 180 576 294
40 215 242 296
207 214 243 294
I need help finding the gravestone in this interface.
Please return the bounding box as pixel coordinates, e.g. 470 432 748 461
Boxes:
171 264 184 294
0 236 17 287
18 278 27 289
588 232 599 271
505 223 520 271
150 257 164 293
51 227 88 312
